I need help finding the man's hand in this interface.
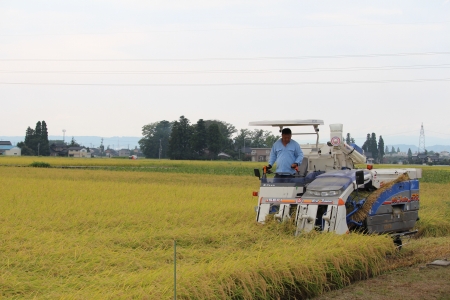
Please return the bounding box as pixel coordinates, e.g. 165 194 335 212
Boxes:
266 164 272 169
291 163 298 168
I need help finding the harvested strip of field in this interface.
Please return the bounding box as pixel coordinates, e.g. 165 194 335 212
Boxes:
1 166 448 299
313 260 450 300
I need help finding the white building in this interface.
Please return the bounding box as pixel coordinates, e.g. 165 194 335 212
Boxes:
68 147 91 158
440 151 450 157
1 146 21 156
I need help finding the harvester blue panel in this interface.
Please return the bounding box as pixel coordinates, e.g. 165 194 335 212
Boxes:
410 179 419 190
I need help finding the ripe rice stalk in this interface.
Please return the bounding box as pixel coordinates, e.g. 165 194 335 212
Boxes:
352 173 410 223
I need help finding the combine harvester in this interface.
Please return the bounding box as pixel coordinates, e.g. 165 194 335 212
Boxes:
251 120 421 247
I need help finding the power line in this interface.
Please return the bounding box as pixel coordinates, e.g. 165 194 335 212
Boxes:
1 78 450 86
1 64 450 75
427 130 450 136
1 52 450 62
1 20 448 36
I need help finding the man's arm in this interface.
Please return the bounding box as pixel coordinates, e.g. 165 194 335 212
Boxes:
268 142 277 166
294 142 303 165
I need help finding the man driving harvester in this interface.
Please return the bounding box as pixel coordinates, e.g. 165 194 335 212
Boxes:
266 128 304 178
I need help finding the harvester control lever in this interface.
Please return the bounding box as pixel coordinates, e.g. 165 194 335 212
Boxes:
263 166 273 174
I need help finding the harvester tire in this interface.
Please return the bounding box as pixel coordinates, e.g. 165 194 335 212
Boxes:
394 237 402 250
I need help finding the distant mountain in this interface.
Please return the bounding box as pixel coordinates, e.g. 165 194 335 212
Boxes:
0 136 142 150
2 135 449 153
385 144 450 153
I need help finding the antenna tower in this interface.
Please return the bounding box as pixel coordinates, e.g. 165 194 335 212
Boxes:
62 129 66 142
418 123 426 154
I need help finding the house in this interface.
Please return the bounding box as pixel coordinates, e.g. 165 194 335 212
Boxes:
104 149 118 157
0 141 21 156
411 154 429 164
118 149 131 157
440 151 450 157
131 147 144 157
427 155 440 164
50 143 69 157
89 148 101 157
0 145 21 156
68 146 91 158
239 147 253 160
250 148 271 162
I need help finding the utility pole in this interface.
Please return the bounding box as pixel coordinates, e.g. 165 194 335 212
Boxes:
243 139 251 161
62 129 66 143
418 123 426 154
159 139 162 159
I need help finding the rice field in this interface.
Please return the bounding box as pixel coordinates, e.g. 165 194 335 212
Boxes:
0 156 258 176
0 159 449 299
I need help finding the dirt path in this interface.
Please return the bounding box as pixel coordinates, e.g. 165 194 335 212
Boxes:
313 264 450 300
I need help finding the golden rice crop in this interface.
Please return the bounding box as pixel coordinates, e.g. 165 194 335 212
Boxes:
416 183 450 237
0 164 449 299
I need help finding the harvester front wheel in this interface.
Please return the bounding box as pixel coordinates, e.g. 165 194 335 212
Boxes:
393 237 402 250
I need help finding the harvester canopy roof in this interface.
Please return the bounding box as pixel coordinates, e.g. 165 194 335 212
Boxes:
248 119 324 127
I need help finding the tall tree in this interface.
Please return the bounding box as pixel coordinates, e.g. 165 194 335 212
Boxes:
397 147 400 153
17 141 34 156
391 146 395 154
40 121 50 156
204 120 237 152
207 123 222 159
362 133 370 152
264 131 279 148
69 137 80 147
407 148 413 163
35 121 42 137
191 119 208 158
168 116 193 160
234 129 251 159
139 120 172 158
378 135 385 163
24 127 35 147
385 145 389 154
20 121 51 156
370 133 378 161
345 133 351 144
100 138 105 156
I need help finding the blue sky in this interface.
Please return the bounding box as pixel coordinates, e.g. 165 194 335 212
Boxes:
1 1 449 147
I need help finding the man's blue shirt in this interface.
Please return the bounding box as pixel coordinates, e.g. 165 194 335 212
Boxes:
269 139 304 174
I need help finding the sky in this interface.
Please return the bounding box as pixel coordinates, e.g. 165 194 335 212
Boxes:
1 1 449 148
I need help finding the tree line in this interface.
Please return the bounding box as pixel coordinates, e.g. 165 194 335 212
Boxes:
17 121 50 156
138 116 279 160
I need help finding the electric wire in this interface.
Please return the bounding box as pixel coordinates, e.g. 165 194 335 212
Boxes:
1 78 450 86
1 64 450 75
1 20 448 36
427 130 450 136
1 51 450 62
